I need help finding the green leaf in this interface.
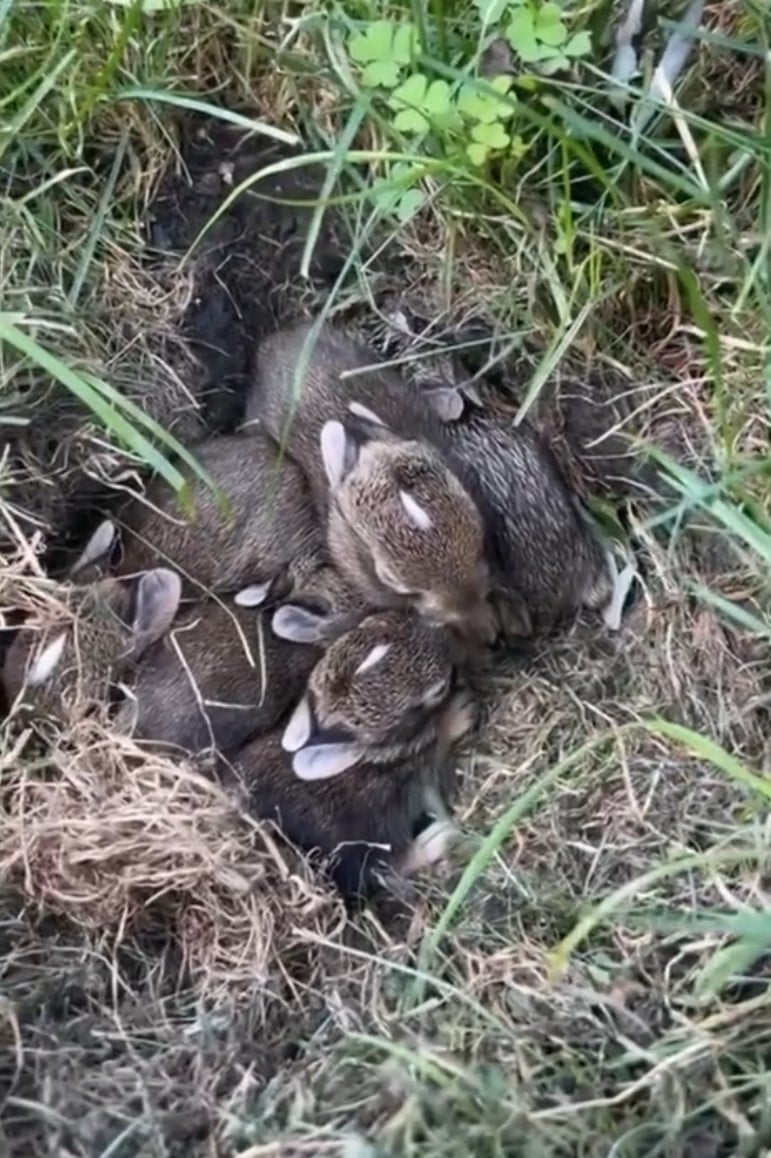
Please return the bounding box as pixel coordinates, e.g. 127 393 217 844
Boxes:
348 20 396 64
507 8 542 59
392 23 417 64
423 78 452 117
348 20 416 88
564 30 592 56
395 187 426 221
536 2 568 46
361 59 402 88
393 106 429 132
696 934 771 997
472 0 510 22
506 6 535 45
466 141 490 166
458 76 516 124
471 120 510 149
389 73 430 133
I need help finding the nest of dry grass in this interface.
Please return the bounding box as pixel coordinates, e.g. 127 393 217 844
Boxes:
2 75 770 1156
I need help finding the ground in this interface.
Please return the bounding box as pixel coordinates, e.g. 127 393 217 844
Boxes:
1 2 770 1156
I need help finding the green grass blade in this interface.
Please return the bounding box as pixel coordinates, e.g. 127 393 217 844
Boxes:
115 88 301 146
643 719 771 802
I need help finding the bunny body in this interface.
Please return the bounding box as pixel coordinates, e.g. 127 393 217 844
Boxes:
422 399 614 635
114 433 325 598
247 322 495 645
114 598 324 756
228 607 476 898
230 729 457 898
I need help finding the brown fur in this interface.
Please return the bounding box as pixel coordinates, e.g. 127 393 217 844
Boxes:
298 609 468 765
2 575 172 722
422 391 614 636
226 625 475 900
248 322 495 643
115 560 368 756
114 433 325 598
226 729 452 898
114 600 324 756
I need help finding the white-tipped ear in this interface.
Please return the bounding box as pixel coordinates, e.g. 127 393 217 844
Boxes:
235 581 273 608
292 741 361 781
27 631 68 686
132 569 181 649
348 401 386 427
321 421 358 490
399 490 433 531
70 520 117 576
602 550 638 632
373 556 411 595
401 818 458 876
354 642 392 675
272 605 327 645
281 696 312 752
423 386 465 422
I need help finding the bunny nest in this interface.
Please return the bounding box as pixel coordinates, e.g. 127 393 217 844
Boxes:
2 118 770 1156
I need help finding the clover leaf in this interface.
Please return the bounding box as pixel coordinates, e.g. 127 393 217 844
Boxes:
457 74 515 124
536 3 568 47
466 120 511 167
506 7 541 61
394 187 426 221
471 121 510 150
564 31 592 56
388 74 452 134
505 2 590 67
371 165 426 222
348 20 416 89
467 142 490 166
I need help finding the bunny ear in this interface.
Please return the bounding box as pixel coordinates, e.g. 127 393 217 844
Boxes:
272 604 328 645
282 695 312 753
400 818 458 876
320 421 360 489
348 401 387 427
234 580 273 608
131 568 181 654
422 385 466 423
27 631 69 686
291 741 361 781
601 549 638 632
70 520 117 576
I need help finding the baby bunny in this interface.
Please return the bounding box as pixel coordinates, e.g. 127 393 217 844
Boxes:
247 321 496 645
279 607 474 781
227 610 477 899
229 731 461 900
3 566 181 722
110 432 325 599
115 576 363 758
420 383 637 636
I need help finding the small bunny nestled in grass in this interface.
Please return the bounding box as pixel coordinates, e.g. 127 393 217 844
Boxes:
228 607 477 900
